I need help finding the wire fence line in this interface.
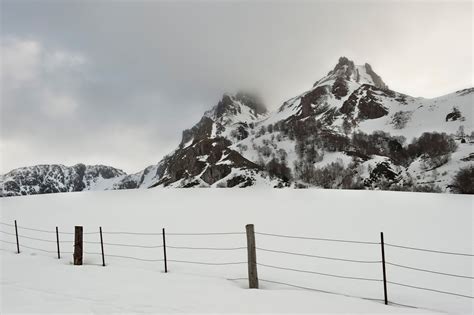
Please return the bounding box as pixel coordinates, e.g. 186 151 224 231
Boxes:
83 241 163 249
387 281 474 299
255 231 380 245
256 247 382 264
257 262 383 282
386 261 474 279
0 221 98 235
168 259 247 266
385 243 474 257
1 219 473 312
167 245 246 251
101 231 245 236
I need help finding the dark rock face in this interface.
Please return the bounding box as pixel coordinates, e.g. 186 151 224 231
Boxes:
358 96 388 120
299 86 329 118
201 164 232 185
215 95 237 118
153 136 260 187
340 85 389 120
332 77 349 99
71 163 87 191
226 175 254 187
340 90 359 115
364 63 388 90
445 107 462 122
180 116 214 148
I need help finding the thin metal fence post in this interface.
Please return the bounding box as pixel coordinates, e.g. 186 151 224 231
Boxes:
56 226 60 259
162 228 168 273
380 232 388 305
100 227 105 266
14 220 20 254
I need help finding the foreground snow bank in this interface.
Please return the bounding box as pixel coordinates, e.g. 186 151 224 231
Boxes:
1 189 472 313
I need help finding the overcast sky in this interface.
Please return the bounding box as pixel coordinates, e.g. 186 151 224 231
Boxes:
1 0 472 174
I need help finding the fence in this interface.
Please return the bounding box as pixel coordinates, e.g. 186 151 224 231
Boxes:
1 220 473 311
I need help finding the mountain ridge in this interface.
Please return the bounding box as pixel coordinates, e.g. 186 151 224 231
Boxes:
2 57 473 196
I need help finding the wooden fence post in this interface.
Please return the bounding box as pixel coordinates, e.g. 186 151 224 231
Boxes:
100 227 105 267
14 220 20 254
73 226 83 265
246 224 258 289
56 227 60 259
380 232 388 305
162 228 168 273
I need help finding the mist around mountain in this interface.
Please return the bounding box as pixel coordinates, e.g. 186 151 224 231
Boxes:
2 57 473 196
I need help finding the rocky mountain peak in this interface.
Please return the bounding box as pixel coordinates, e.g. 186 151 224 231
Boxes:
211 92 267 120
180 92 267 148
314 57 388 90
234 91 267 115
331 56 357 76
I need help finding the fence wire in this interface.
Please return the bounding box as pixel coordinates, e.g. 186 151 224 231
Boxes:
385 243 474 257
255 231 379 245
387 261 474 279
387 281 474 299
0 221 98 235
2 220 473 309
0 239 17 245
84 241 163 249
101 231 245 236
167 245 246 251
257 247 381 264
102 231 161 236
84 252 163 262
0 230 71 243
168 259 246 266
257 262 382 282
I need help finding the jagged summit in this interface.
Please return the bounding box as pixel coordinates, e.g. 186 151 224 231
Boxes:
205 92 267 122
314 57 388 90
180 92 267 148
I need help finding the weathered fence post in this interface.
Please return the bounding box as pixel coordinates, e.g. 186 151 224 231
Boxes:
73 226 83 265
100 227 105 267
380 232 388 305
246 224 258 289
162 228 168 273
14 220 20 254
56 226 60 259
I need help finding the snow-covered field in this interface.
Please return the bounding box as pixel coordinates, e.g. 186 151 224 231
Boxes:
1 189 473 314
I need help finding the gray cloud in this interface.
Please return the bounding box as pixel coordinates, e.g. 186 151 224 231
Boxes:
1 0 472 173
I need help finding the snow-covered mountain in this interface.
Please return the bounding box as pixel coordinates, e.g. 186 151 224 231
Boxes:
0 164 126 197
2 57 473 196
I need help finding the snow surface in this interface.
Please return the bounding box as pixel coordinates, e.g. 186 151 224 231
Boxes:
1 189 472 313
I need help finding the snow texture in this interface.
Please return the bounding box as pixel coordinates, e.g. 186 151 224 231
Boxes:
1 189 472 313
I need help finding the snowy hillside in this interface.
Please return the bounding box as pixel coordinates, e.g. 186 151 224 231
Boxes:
1 189 472 313
0 164 127 197
1 57 473 195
